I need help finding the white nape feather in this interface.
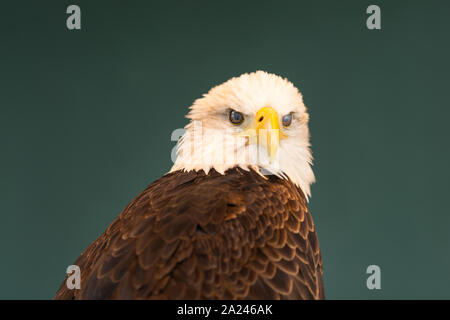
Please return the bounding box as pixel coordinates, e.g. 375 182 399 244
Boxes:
171 71 315 200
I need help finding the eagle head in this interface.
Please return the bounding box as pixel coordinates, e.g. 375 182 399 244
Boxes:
171 71 315 199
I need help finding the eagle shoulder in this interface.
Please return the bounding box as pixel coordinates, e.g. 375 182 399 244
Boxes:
54 168 324 299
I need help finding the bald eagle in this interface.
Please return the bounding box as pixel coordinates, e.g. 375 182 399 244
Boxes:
54 71 324 300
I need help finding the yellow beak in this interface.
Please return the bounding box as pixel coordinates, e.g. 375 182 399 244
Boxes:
239 107 286 163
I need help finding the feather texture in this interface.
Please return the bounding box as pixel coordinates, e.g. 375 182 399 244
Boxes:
54 167 324 300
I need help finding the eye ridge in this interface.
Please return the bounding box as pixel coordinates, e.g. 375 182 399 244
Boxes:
229 110 244 125
282 113 293 127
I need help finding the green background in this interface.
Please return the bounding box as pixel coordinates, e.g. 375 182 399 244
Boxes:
1 0 449 299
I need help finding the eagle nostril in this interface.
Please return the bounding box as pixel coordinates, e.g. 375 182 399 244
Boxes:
258 116 264 122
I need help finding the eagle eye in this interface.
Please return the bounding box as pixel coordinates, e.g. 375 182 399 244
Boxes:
282 113 293 127
229 110 244 125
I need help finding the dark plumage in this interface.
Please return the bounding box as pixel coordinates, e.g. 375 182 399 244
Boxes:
54 167 324 300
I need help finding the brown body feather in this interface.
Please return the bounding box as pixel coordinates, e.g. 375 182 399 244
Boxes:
54 168 324 300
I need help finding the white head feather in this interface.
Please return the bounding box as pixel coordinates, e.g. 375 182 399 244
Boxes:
171 71 315 199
